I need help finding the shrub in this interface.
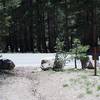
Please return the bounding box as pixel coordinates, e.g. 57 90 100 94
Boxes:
69 38 89 69
53 38 67 71
53 53 65 71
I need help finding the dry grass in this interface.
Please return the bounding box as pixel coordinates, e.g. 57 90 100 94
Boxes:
0 67 100 100
35 68 100 100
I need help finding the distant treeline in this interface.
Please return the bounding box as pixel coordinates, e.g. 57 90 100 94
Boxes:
0 0 100 53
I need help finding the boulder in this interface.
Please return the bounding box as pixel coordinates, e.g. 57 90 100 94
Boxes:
41 59 54 71
0 59 15 70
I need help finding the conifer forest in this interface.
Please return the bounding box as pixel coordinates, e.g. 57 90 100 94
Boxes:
0 0 100 53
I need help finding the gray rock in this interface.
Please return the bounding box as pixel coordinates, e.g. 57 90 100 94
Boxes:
40 59 54 71
0 59 15 70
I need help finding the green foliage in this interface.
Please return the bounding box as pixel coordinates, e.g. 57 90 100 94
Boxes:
53 38 67 71
0 0 21 51
0 0 99 53
55 38 64 52
69 38 89 69
55 37 68 60
53 53 65 71
69 38 89 60
63 84 69 87
7 0 21 8
97 85 100 91
0 0 21 34
86 87 92 94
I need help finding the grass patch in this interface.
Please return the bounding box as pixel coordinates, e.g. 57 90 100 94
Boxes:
97 85 100 91
86 87 92 94
96 94 100 97
80 75 87 79
66 68 84 73
84 80 93 94
86 81 91 86
77 93 84 98
63 84 69 87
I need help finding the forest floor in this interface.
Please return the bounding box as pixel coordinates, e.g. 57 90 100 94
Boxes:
0 67 100 100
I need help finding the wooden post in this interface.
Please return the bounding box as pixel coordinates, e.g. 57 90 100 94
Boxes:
93 0 97 76
94 47 97 76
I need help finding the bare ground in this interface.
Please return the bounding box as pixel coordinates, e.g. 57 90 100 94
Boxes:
0 67 100 100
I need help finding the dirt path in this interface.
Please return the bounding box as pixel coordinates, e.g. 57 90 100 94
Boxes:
0 67 40 100
0 67 100 100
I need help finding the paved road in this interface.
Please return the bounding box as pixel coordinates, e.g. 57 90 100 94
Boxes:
0 53 55 67
0 53 100 68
